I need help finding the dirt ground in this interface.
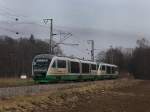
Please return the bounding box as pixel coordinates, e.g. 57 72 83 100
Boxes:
47 80 150 112
70 81 150 112
1 79 150 112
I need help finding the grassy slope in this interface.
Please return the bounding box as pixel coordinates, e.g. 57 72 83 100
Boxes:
0 79 141 112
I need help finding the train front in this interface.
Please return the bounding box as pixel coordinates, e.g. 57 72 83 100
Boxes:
32 54 54 83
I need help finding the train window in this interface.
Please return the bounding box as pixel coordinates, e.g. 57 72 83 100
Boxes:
57 60 66 68
82 63 89 73
106 66 111 74
52 60 56 68
101 65 105 71
70 61 80 73
34 58 50 69
112 67 115 74
91 64 96 70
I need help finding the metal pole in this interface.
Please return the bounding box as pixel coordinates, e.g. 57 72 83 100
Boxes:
87 40 94 62
91 40 94 62
110 45 113 64
43 18 53 54
50 19 53 54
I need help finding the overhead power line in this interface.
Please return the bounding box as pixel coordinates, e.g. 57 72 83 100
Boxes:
56 43 79 46
0 26 18 33
0 3 28 18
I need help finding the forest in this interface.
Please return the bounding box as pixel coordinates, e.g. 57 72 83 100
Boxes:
96 38 150 79
0 35 149 79
0 35 62 77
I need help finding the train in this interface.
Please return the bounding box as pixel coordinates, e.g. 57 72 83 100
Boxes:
32 54 119 83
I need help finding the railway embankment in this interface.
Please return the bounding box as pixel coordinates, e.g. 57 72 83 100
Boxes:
0 78 34 88
0 79 139 98
0 79 143 112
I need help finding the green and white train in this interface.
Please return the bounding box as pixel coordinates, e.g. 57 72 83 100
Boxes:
32 54 119 83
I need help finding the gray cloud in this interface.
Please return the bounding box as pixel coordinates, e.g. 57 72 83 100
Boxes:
0 0 150 58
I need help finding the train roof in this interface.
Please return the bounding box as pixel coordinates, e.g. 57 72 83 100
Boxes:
54 56 96 63
99 62 118 67
33 54 117 67
34 54 54 60
80 60 97 64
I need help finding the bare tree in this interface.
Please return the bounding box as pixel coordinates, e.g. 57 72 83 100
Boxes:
0 35 63 78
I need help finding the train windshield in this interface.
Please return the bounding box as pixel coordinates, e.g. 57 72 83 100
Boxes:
33 58 51 70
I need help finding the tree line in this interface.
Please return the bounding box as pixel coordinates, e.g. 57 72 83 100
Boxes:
0 35 62 77
0 34 150 79
96 38 150 79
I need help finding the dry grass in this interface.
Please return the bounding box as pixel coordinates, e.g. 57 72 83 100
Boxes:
0 78 34 88
0 79 142 112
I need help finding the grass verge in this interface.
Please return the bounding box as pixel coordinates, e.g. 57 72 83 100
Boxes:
0 79 142 112
0 78 34 88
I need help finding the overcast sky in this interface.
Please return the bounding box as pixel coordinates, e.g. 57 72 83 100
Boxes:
0 0 150 59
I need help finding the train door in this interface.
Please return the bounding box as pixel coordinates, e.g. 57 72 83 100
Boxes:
81 63 90 75
47 59 57 75
91 64 97 75
98 65 106 75
69 61 80 75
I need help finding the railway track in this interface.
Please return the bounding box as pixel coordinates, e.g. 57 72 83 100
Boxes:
0 80 103 98
0 78 134 98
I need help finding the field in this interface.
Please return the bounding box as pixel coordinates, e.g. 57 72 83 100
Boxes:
0 78 34 88
0 78 150 112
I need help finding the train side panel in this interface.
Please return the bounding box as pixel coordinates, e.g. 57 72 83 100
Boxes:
32 54 119 83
